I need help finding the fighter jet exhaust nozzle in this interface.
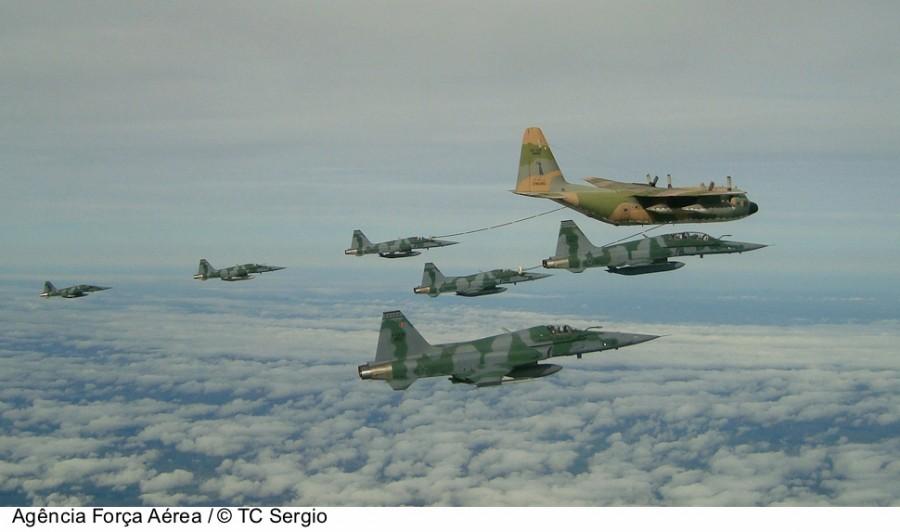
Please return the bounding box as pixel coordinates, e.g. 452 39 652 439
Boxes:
413 286 431 295
542 257 569 269
358 361 393 381
344 248 361 256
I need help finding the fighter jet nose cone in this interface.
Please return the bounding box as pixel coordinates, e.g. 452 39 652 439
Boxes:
631 334 659 345
749 202 759 215
611 333 660 347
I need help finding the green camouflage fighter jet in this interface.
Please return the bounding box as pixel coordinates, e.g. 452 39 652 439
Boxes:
543 220 766 275
413 262 551 297
358 310 658 390
193 259 285 281
514 127 758 225
40 281 110 299
344 229 457 258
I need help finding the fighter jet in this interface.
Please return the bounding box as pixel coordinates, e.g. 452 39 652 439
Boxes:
514 127 759 225
40 281 110 299
193 259 285 281
413 262 551 297
543 220 766 275
358 310 658 390
344 230 457 258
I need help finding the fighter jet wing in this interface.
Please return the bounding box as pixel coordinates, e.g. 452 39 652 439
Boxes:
457 288 486 297
511 190 568 199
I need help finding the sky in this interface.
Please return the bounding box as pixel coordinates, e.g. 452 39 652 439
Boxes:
1 1 899 506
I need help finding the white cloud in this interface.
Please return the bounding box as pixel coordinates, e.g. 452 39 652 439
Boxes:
140 469 194 493
1 292 898 506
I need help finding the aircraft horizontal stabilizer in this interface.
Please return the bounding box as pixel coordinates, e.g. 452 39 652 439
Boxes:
511 190 568 199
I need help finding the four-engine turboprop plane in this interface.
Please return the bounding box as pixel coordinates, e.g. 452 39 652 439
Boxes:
543 220 766 275
344 229 457 258
358 310 659 390
514 127 759 225
40 281 110 299
413 262 550 297
193 259 285 281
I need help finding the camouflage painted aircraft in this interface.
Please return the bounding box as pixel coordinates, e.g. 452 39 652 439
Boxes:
193 259 285 281
358 310 658 389
413 262 551 297
514 127 759 225
40 281 110 298
543 220 766 275
344 229 457 258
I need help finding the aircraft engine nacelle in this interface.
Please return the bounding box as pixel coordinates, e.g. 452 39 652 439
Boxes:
646 204 673 214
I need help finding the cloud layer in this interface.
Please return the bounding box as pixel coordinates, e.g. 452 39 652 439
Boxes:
1 290 898 506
